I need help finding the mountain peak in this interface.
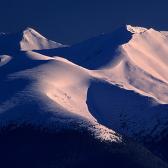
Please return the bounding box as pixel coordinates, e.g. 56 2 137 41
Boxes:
125 24 148 34
22 27 46 39
23 27 36 32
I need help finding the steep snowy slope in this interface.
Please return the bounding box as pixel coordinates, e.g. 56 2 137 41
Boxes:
93 26 168 104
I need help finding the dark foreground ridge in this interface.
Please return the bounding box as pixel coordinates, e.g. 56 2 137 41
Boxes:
0 124 167 168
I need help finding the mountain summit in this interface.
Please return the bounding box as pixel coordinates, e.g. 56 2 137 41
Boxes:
126 24 147 33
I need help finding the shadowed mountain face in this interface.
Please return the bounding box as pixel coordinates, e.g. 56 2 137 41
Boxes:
1 25 168 167
86 80 168 138
37 25 133 69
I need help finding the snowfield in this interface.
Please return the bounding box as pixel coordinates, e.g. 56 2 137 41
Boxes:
1 25 168 144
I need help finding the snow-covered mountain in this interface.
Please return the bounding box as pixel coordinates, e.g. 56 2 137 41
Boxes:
37 25 168 140
1 25 168 167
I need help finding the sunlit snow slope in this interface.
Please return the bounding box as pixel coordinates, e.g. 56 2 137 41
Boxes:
1 25 168 142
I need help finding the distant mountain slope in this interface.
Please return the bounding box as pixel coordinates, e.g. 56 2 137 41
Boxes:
0 27 63 53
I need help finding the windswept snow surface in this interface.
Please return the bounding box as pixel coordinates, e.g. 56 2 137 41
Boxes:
1 25 168 142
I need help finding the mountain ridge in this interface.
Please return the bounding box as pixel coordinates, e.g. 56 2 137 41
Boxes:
1 25 168 166
0 25 168 168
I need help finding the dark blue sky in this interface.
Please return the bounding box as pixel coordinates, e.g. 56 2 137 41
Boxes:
0 0 168 44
